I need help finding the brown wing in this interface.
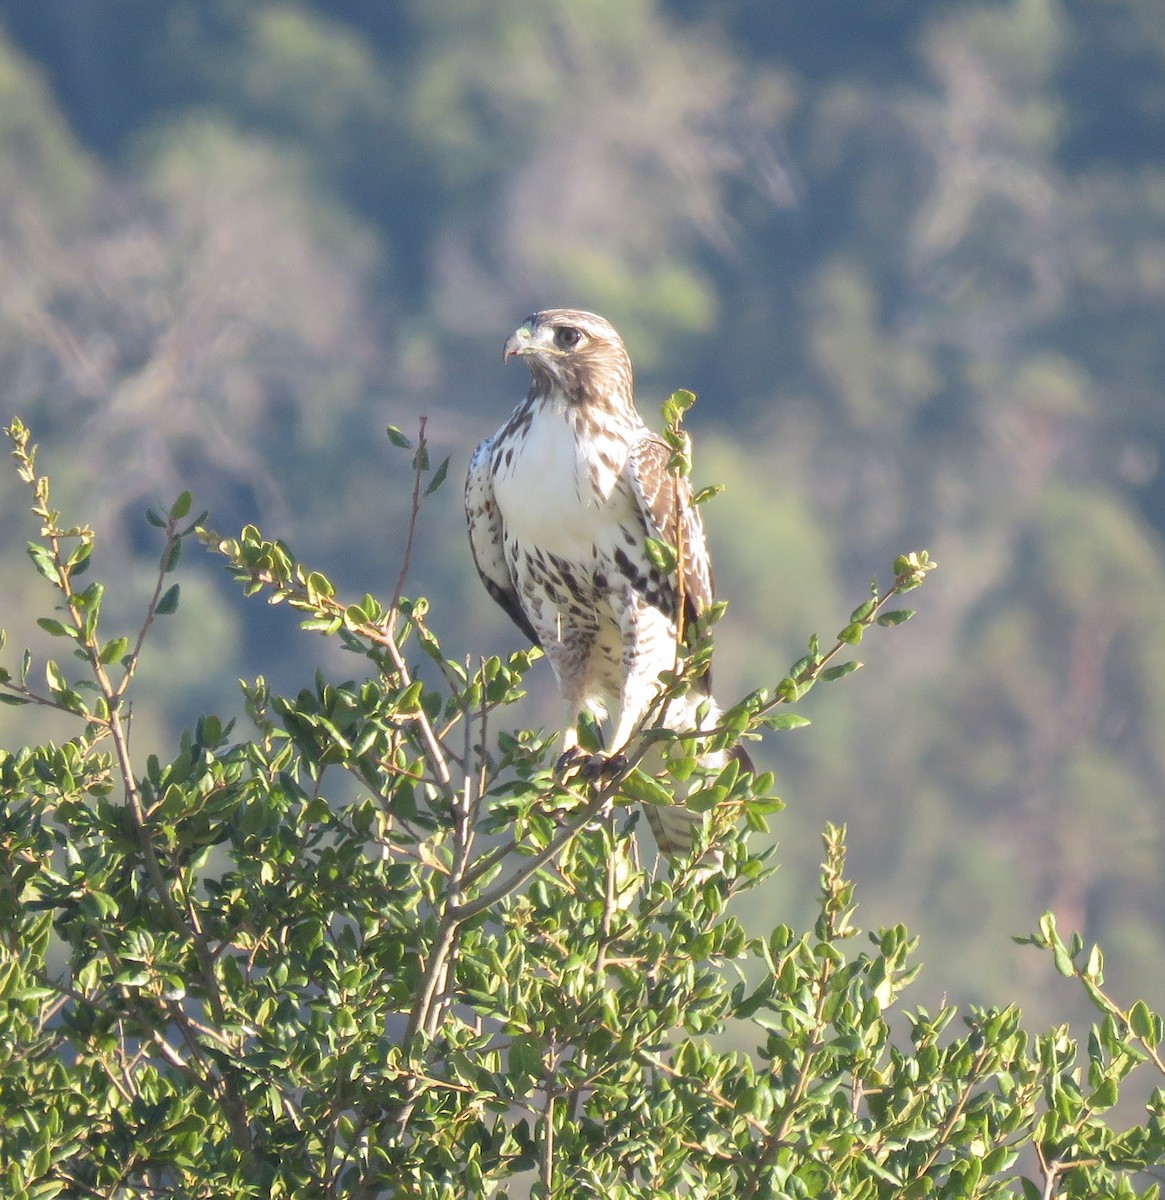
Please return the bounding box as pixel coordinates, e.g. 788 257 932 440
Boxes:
464 437 542 648
626 433 715 634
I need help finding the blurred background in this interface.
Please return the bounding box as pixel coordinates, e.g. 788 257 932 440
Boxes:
1 0 1163 1031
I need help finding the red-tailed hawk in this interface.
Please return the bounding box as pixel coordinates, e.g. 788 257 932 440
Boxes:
465 308 741 861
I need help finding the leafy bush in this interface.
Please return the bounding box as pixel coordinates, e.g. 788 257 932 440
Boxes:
1 417 1162 1199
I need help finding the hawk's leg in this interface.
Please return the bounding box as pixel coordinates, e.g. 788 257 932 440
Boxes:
555 743 588 777
579 750 628 782
608 595 674 756
554 732 627 783
553 691 627 783
546 631 604 779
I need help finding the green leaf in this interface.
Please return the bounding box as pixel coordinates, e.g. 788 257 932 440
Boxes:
26 542 58 584
692 483 725 506
1084 942 1104 983
80 581 104 639
424 455 451 496
155 584 180 615
508 1035 543 1086
45 660 68 693
686 785 726 813
1129 1000 1158 1043
301 616 342 634
99 636 129 665
766 712 811 732
80 889 118 919
620 769 674 807
183 510 210 537
386 425 412 449
1091 1077 1118 1111
789 654 816 678
1038 911 1059 947
344 604 369 628
1052 944 1074 977
746 794 784 817
169 490 193 520
644 537 677 573
306 571 334 601
36 617 73 639
820 661 862 682
67 540 93 571
160 538 183 573
876 609 916 627
114 966 153 988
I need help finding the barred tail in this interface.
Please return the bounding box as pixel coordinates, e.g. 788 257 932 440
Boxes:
643 802 705 861
642 687 753 874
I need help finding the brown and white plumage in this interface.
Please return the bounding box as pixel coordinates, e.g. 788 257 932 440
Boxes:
465 309 736 861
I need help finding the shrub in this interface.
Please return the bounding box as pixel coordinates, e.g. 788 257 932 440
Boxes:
1 418 1161 1199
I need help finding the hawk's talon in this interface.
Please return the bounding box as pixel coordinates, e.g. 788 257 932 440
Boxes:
579 751 629 783
555 747 587 779
600 751 629 781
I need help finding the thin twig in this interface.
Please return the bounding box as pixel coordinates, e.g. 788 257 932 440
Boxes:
739 938 839 1198
672 455 687 679
389 416 428 618
451 785 616 923
1041 1157 1061 1200
387 650 484 1143
115 531 180 698
363 621 456 801
912 1039 996 1178
540 1067 558 1197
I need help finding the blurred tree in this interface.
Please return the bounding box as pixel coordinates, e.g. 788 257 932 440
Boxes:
0 27 390 744
401 0 794 360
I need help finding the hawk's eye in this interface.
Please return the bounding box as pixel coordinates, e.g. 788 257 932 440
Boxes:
554 326 582 350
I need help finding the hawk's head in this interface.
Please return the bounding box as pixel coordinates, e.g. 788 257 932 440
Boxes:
504 309 634 410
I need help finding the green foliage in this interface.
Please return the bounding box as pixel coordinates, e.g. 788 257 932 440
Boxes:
2 426 1163 1198
3 1 1165 1035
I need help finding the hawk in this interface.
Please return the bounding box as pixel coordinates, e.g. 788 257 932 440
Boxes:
465 308 743 861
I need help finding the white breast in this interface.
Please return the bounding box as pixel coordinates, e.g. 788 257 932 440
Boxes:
492 401 629 560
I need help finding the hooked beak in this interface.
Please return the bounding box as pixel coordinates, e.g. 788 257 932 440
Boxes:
503 323 534 363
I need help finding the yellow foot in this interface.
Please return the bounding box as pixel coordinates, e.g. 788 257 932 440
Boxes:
555 748 628 786
579 751 628 783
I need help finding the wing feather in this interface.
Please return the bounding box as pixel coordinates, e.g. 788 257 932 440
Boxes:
626 433 715 628
464 438 541 648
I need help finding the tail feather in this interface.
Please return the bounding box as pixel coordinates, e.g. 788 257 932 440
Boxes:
728 742 755 776
643 801 705 861
624 691 752 873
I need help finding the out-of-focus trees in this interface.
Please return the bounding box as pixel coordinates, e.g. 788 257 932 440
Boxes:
673 0 1165 1021
401 0 793 362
